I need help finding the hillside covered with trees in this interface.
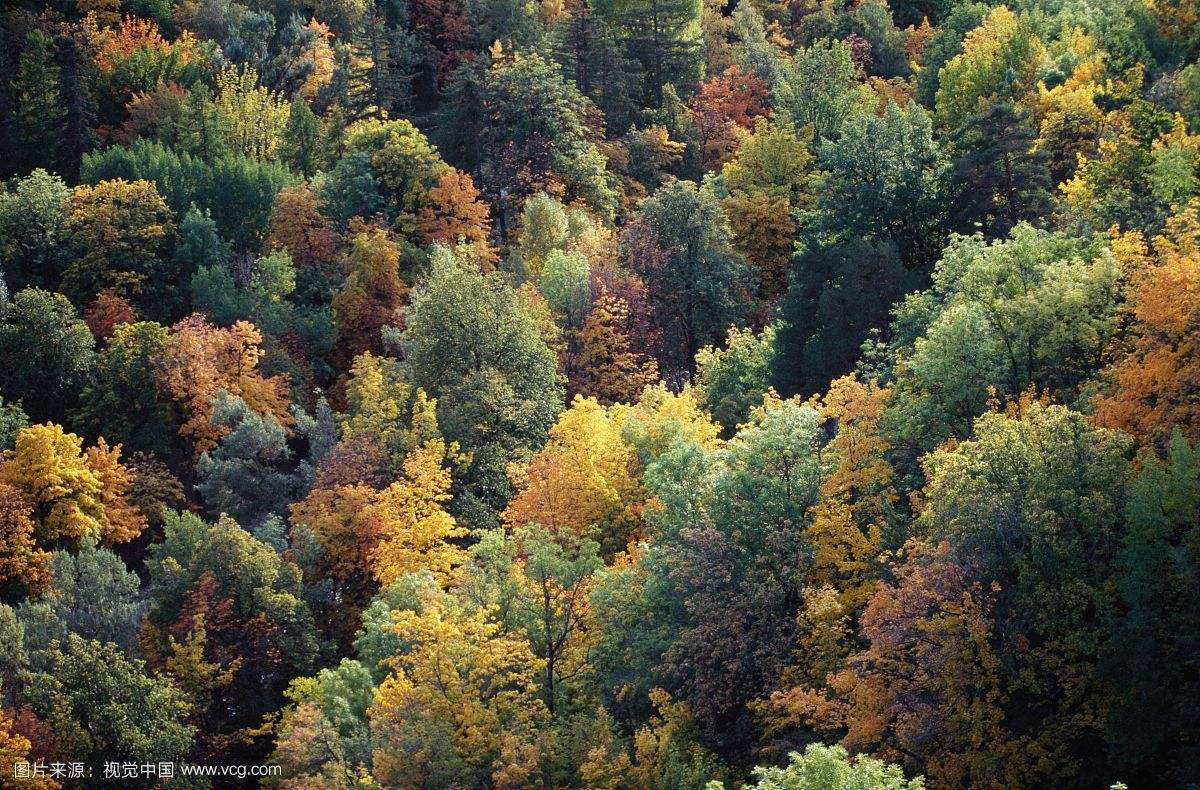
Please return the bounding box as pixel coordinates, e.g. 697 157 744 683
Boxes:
1 0 1199 786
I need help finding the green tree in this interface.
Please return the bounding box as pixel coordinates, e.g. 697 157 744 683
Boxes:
948 101 1052 238
623 178 748 371
808 102 949 269
732 743 924 789
17 540 144 656
401 247 564 525
0 288 96 425
0 169 71 293
696 324 776 435
22 635 195 766
592 0 704 107
76 321 179 459
196 391 306 530
12 30 65 176
884 226 1119 449
1104 432 1200 785
774 39 864 142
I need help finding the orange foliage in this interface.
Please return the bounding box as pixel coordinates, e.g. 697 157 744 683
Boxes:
266 184 341 274
156 315 292 457
689 66 770 168
84 289 138 340
1094 202 1200 447
414 169 495 265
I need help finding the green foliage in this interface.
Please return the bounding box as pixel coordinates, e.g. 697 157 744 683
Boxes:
0 169 71 293
17 540 144 657
695 324 776 435
402 247 564 524
196 391 306 529
0 288 96 425
22 634 195 765
885 225 1119 448
734 743 924 789
626 178 749 369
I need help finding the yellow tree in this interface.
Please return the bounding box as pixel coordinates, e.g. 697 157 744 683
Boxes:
620 384 724 464
0 424 146 548
370 438 466 586
1 423 104 544
504 395 645 556
85 437 148 545
369 585 546 789
569 287 659 406
340 351 440 471
805 375 896 610
0 710 59 790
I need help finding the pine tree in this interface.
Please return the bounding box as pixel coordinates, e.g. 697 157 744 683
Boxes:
12 30 66 176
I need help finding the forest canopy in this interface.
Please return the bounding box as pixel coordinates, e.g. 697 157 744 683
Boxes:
1 0 1199 786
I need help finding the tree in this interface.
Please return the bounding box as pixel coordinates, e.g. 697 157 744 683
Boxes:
62 178 175 306
331 225 407 366
340 351 441 472
1104 433 1200 785
695 325 776 436
767 543 1002 787
774 238 916 398
334 119 449 233
12 30 65 176
773 39 863 142
808 102 949 269
505 395 645 557
592 0 704 107
82 290 137 340
0 486 51 602
933 7 1044 130
569 285 660 405
0 423 144 548
414 169 493 264
145 511 320 756
1095 205 1200 447
155 314 291 457
266 184 342 305
21 635 195 767
732 743 923 790
478 52 617 222
75 321 179 459
368 582 546 788
948 101 1052 238
401 247 564 523
539 249 592 328
196 391 305 530
16 540 144 655
688 66 770 168
884 226 1119 449
623 178 749 372
212 65 290 160
511 524 602 718
911 403 1131 785
0 288 95 425
720 120 813 300
0 170 71 294
280 97 332 178
370 439 466 586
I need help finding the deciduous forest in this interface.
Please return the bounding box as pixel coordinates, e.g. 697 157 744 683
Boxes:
0 0 1198 786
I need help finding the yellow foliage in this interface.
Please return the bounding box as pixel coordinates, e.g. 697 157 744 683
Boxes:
1 423 104 544
504 395 645 553
370 439 467 586
369 591 545 788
